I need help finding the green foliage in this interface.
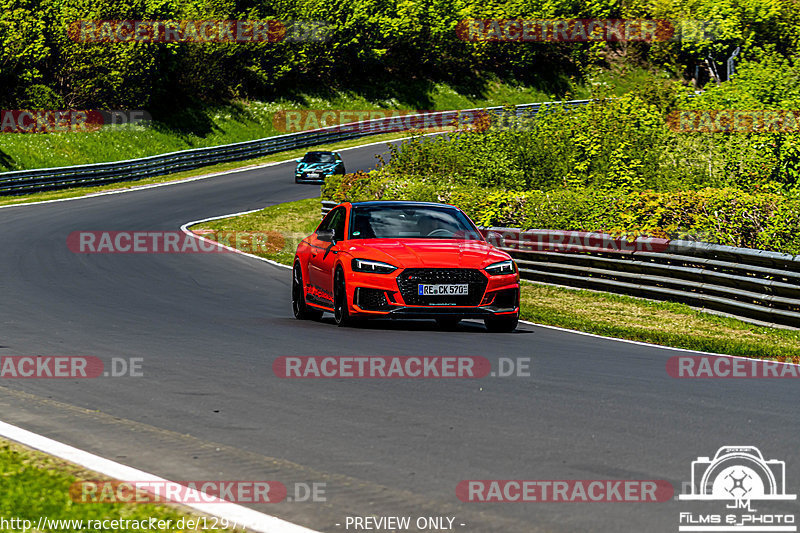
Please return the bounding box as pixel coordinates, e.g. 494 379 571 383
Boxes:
337 47 800 197
317 39 800 256
324 172 800 253
0 0 587 111
0 0 50 105
644 0 800 76
4 0 797 111
685 47 800 109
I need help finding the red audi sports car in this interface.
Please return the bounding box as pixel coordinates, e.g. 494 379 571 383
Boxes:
292 201 520 332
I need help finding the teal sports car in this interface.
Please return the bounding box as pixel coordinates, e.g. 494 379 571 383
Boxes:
295 151 345 184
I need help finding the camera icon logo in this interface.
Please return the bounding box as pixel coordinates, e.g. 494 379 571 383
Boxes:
680 446 797 502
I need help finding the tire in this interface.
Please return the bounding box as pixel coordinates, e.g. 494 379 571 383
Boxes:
292 262 322 321
484 315 518 333
333 268 351 327
435 318 461 330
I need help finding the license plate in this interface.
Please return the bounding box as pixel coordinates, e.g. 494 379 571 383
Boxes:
418 284 468 296
307 172 320 178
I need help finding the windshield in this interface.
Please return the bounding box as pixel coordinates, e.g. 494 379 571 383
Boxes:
302 152 336 163
349 205 483 240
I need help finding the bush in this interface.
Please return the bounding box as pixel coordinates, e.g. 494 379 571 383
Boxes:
323 172 800 254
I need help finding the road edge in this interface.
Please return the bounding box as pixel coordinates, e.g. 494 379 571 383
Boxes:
0 420 321 533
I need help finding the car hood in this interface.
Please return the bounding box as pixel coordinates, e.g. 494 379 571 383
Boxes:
297 161 338 172
346 239 511 269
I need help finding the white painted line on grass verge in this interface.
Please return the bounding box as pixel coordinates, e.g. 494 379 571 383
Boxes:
0 420 321 533
180 211 292 271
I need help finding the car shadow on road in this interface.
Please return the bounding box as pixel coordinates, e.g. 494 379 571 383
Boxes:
307 317 532 334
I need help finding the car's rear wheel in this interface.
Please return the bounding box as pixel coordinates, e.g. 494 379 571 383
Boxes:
292 263 322 321
435 318 461 330
333 268 351 327
484 315 518 333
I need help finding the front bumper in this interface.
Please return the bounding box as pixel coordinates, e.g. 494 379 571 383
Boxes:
295 173 329 184
383 306 518 320
346 268 520 319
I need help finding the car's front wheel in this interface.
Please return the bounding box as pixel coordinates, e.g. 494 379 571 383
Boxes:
333 268 351 327
292 262 322 321
484 315 518 333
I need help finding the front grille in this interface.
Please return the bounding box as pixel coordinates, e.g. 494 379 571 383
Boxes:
356 288 391 311
396 268 487 306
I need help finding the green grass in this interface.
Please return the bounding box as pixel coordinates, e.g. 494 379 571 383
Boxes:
572 65 677 98
0 132 408 208
194 197 322 266
0 439 232 533
520 285 800 362
192 196 800 363
0 80 555 173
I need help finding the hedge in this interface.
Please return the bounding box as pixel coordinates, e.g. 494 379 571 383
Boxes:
323 171 800 254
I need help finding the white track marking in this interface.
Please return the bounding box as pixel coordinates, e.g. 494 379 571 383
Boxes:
180 212 293 271
0 420 321 533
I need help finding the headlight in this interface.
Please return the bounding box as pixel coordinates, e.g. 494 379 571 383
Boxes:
485 260 516 276
352 258 397 274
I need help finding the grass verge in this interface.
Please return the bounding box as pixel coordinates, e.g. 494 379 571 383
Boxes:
0 132 408 208
191 197 800 363
0 438 231 532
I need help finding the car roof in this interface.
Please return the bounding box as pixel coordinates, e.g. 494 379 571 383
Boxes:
305 150 335 155
350 201 456 208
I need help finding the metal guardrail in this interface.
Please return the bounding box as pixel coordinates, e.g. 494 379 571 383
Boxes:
483 227 800 327
321 200 337 218
0 99 590 196
319 202 800 327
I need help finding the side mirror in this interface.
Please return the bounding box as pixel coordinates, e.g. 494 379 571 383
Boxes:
295 158 303 163
317 229 335 242
485 231 504 247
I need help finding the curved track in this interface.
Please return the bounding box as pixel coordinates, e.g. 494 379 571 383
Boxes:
0 141 798 532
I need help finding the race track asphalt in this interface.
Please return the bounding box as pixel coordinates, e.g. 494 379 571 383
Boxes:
0 139 798 532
